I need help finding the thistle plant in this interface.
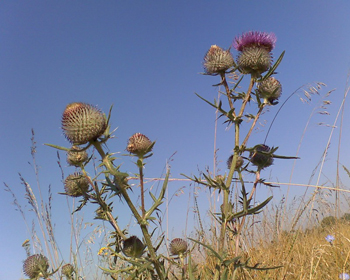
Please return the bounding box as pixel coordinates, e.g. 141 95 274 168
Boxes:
46 103 168 279
183 30 298 279
24 30 298 279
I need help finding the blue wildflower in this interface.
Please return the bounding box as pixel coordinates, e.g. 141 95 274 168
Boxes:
339 273 350 280
325 235 335 243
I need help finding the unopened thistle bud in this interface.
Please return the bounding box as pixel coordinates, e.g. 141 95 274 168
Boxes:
126 133 153 157
203 45 234 75
233 31 276 76
23 254 49 279
257 77 282 105
227 155 244 170
249 144 273 169
169 238 188 256
122 236 145 258
61 263 75 278
62 102 107 145
64 172 89 197
67 145 88 167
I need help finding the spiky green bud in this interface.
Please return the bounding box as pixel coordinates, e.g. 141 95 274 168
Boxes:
126 133 153 157
122 236 145 258
23 254 49 279
203 45 234 75
249 144 273 169
67 145 88 167
64 172 89 197
257 77 282 105
62 102 107 145
237 46 272 76
61 263 75 278
169 238 188 256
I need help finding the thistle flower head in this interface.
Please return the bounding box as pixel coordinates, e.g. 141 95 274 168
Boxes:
23 254 49 279
126 133 153 157
203 45 235 74
62 102 107 145
249 144 273 169
227 155 244 170
122 236 145 258
64 172 89 197
67 145 89 167
233 31 276 52
257 77 282 105
169 238 188 256
61 263 75 277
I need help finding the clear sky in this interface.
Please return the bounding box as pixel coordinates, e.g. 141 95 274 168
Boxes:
1 1 350 279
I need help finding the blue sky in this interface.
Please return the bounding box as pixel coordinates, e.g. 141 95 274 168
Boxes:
1 1 350 279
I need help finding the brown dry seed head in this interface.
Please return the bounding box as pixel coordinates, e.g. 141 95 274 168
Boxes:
64 172 89 197
61 263 75 277
126 133 153 156
23 254 49 279
169 238 188 256
67 145 88 167
122 236 145 258
227 155 244 170
62 102 107 145
203 45 234 74
237 46 272 76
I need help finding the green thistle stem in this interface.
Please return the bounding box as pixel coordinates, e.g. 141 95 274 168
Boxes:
238 77 255 117
235 170 260 256
91 140 165 280
242 105 265 147
138 157 146 218
80 168 127 240
220 72 236 115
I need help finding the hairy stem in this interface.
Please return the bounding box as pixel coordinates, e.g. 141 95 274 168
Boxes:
220 72 236 115
138 158 146 218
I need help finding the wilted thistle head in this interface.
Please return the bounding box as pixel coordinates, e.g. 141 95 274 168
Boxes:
203 45 235 75
249 144 273 169
227 155 244 170
64 172 89 197
67 145 88 167
257 77 282 105
126 133 153 157
62 102 107 145
61 263 75 277
23 254 49 279
233 31 276 76
122 236 145 258
169 238 188 256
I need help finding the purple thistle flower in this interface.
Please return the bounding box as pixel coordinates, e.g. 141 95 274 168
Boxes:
325 234 335 243
339 273 350 280
233 31 277 52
